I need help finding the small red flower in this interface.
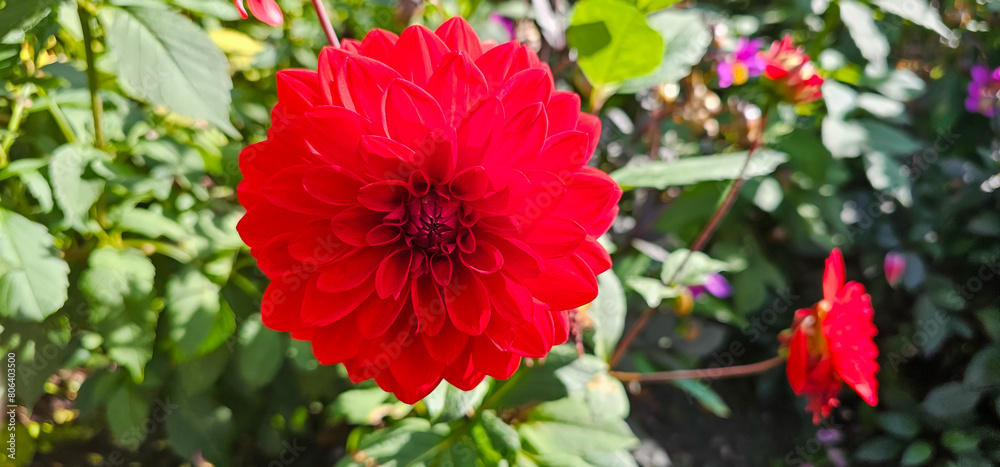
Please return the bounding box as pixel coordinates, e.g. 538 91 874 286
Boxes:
782 249 879 423
234 0 284 26
884 251 906 288
760 35 824 104
236 18 618 403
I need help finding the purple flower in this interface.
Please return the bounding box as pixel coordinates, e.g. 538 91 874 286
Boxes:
690 273 732 299
966 65 1000 117
489 13 516 41
717 37 765 88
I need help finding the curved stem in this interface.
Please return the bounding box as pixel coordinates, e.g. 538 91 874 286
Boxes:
611 356 784 383
310 0 340 48
609 112 770 369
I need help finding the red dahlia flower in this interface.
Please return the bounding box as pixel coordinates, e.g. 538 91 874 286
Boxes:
761 35 824 104
236 18 619 403
234 0 284 26
782 249 879 423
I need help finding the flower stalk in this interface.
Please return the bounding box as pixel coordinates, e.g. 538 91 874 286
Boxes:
310 0 340 48
78 5 105 150
611 356 784 383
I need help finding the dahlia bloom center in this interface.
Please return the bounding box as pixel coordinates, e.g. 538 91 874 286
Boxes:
404 191 462 253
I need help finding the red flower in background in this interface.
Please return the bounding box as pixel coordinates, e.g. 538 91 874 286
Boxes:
783 249 879 423
234 0 284 26
237 18 619 403
761 35 824 104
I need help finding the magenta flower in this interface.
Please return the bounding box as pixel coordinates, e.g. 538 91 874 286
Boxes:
234 0 284 26
690 273 732 299
966 65 1000 117
717 37 765 88
884 252 906 288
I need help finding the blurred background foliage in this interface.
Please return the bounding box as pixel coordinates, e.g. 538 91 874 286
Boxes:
0 0 998 465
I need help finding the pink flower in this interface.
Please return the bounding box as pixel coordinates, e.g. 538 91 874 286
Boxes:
966 65 1000 117
761 35 824 104
717 37 765 88
883 252 906 288
234 0 284 26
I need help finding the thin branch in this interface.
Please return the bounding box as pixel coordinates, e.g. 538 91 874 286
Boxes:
611 356 784 383
310 0 340 48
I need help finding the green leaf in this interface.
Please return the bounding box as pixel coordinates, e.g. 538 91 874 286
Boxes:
80 247 156 318
670 379 731 418
872 0 955 40
100 3 237 136
900 440 934 466
492 346 606 409
0 208 70 321
855 436 903 463
237 314 287 389
921 382 981 419
611 150 789 190
0 0 64 39
660 249 731 285
518 398 638 457
625 276 681 308
165 395 234 464
165 268 221 360
631 0 682 13
106 383 151 449
879 412 920 439
620 9 712 92
116 207 189 242
840 0 888 75
330 388 401 425
340 419 446 467
425 381 488 423
478 411 520 461
50 144 108 229
589 271 627 361
964 347 1000 389
863 151 913 207
567 0 664 88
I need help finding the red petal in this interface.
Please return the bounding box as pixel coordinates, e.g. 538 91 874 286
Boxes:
339 38 362 53
316 247 387 292
443 348 487 390
303 106 375 169
576 113 601 157
498 68 553 118
521 255 598 311
426 52 489 127
238 202 314 247
786 326 809 394
275 69 322 116
355 294 408 338
471 336 520 379
509 305 554 358
519 216 587 258
391 25 450 87
823 248 846 303
460 239 504 274
456 98 504 171
301 277 374 326
389 340 445 404
360 29 399 63
484 234 544 278
375 248 412 299
261 166 338 216
534 130 591 174
514 170 565 224
358 180 410 212
337 55 401 124
422 319 469 364
435 17 484 60
551 310 571 345
412 274 447 335
444 267 491 335
576 236 613 275
247 0 283 26
431 254 453 286
330 206 385 246
449 166 489 201
414 129 458 184
546 91 582 136
490 103 547 168
312 314 364 364
260 274 310 332
481 273 533 323
303 165 365 205
288 220 352 264
359 135 417 181
382 79 447 149
553 167 622 236
317 47 350 106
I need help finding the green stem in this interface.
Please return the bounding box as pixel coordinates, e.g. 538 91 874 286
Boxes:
37 88 78 144
78 5 105 150
0 90 27 167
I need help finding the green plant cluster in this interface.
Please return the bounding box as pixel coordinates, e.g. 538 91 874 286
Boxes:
0 0 997 466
